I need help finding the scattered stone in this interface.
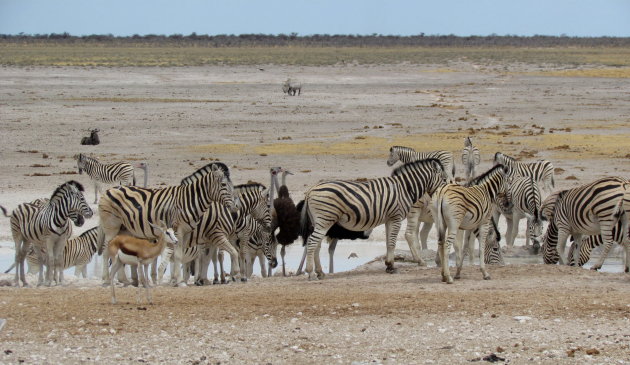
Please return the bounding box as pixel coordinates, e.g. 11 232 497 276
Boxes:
585 348 600 355
513 316 532 323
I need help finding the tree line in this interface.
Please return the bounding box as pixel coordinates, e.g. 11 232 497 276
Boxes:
1 33 629 47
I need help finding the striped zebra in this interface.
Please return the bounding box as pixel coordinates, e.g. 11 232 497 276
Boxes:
492 175 543 252
431 165 511 283
566 221 629 271
1 180 93 287
462 137 481 182
158 183 271 284
97 162 236 286
540 177 629 266
387 146 455 183
9 227 99 278
493 152 554 193
74 153 137 204
462 216 504 265
301 158 447 280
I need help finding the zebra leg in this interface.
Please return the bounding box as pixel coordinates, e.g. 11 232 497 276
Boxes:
305 228 327 281
198 249 213 286
150 257 158 286
477 222 491 280
505 216 516 250
44 238 57 286
296 244 308 276
454 229 466 279
556 229 571 265
258 251 267 277
143 264 152 304
171 241 186 287
14 237 29 287
404 205 425 266
591 232 615 271
93 181 99 204
220 239 241 282
384 220 402 274
571 234 584 268
53 238 66 285
314 240 324 279
211 248 220 284
328 238 338 274
419 222 433 252
219 251 227 284
441 230 457 284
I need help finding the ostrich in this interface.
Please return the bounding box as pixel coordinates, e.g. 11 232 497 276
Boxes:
269 167 300 276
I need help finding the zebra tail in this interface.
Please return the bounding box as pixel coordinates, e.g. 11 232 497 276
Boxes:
0 205 9 218
4 263 15 274
298 199 311 246
435 196 446 244
96 225 106 255
132 171 137 186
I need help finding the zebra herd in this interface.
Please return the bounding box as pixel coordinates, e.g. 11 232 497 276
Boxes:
1 138 628 293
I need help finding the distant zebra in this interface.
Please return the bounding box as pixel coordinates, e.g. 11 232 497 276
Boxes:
387 145 455 183
12 227 99 278
567 221 629 272
1 180 93 286
493 175 543 252
431 165 511 283
462 137 480 182
540 177 629 266
97 162 236 286
74 153 136 203
301 158 447 280
493 152 554 193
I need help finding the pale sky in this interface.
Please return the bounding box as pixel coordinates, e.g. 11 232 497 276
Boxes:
1 0 629 37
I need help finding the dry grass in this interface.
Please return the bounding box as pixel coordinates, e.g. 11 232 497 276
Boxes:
526 67 630 78
2 44 630 66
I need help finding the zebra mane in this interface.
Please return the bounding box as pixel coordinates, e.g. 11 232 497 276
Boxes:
467 165 507 186
180 162 231 185
390 145 415 153
494 152 515 163
234 183 266 193
391 158 443 177
50 180 85 200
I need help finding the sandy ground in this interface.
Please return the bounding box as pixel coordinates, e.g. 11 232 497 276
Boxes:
0 63 629 364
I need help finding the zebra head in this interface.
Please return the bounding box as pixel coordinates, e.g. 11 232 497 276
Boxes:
234 183 271 229
386 146 408 166
210 165 238 211
464 136 473 147
74 153 86 174
51 180 93 222
255 220 278 269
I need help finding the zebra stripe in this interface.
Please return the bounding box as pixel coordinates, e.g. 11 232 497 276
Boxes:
74 153 136 203
387 145 455 182
493 152 555 193
492 175 543 251
22 227 99 278
567 220 629 272
302 158 447 280
158 183 270 284
2 180 93 287
462 137 481 182
97 162 235 285
431 165 510 283
540 177 629 266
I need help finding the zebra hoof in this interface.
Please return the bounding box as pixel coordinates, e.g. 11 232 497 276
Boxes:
446 277 454 284
241 278 248 282
418 260 427 267
590 266 600 271
386 267 398 274
176 282 187 288
454 274 461 280
212 279 219 285
483 275 491 280
307 273 319 281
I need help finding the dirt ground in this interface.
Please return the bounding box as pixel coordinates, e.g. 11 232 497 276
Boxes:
0 63 629 364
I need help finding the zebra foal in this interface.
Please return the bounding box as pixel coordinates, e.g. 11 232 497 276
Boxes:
1 181 93 286
540 177 629 267
301 158 447 280
431 165 511 283
74 153 138 204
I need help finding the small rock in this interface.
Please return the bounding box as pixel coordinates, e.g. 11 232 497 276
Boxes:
513 316 532 323
585 348 600 355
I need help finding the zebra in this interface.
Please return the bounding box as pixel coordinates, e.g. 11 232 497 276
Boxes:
462 136 480 182
8 227 100 278
566 221 629 272
158 183 272 285
492 175 543 253
431 165 511 283
493 152 554 193
301 158 447 280
387 145 455 183
540 177 629 266
1 180 93 287
97 162 236 286
461 216 504 265
74 153 136 204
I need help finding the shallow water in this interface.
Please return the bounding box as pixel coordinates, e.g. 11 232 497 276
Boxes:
0 240 624 282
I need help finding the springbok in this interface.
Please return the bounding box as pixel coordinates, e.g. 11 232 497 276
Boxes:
108 221 178 304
